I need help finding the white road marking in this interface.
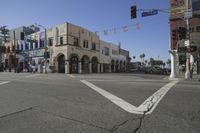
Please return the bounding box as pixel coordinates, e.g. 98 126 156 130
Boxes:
81 80 144 114
68 74 75 78
138 80 179 114
81 80 178 115
0 81 10 85
25 74 41 78
87 79 159 82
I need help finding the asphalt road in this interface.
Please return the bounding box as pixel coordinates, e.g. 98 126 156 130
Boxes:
0 72 200 133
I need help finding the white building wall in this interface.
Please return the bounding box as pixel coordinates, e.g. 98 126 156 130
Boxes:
100 40 111 64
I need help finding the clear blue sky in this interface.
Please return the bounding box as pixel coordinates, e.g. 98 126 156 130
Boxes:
0 0 170 62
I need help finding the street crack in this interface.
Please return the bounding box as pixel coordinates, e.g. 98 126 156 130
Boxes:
35 108 111 132
0 106 38 119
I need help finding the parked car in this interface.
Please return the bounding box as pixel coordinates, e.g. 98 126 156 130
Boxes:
162 68 171 75
145 66 170 75
0 63 4 72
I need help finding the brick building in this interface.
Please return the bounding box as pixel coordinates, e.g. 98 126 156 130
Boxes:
170 0 200 75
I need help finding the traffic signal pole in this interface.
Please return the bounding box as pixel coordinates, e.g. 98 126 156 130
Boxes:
185 0 191 79
132 1 195 80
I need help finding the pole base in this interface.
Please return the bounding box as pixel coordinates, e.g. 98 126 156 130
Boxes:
185 71 190 79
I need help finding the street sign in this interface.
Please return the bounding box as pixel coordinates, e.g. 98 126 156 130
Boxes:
178 47 187 53
142 10 158 17
184 40 190 47
184 10 192 19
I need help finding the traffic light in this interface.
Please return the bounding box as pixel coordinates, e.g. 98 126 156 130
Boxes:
172 29 177 40
178 46 187 53
178 27 186 40
0 46 6 53
131 5 137 19
187 46 197 52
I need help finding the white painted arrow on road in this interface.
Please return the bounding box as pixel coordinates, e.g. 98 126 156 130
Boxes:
0 81 10 86
81 80 178 115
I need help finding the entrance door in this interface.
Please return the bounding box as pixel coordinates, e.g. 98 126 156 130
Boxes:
70 56 79 73
91 57 98 73
57 55 65 73
82 55 90 73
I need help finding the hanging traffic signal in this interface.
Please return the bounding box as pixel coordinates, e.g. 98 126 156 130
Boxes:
131 5 137 19
172 29 177 40
178 27 186 40
187 46 197 52
0 46 6 53
178 46 187 53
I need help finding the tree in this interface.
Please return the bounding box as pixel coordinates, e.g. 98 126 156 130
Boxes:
132 56 136 62
149 57 165 67
139 54 143 62
0 26 9 66
145 60 148 66
139 53 145 62
163 62 166 68
0 26 9 43
150 58 155 66
166 59 171 67
142 54 145 62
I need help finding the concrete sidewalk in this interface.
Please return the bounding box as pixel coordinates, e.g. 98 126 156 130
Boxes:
176 73 200 82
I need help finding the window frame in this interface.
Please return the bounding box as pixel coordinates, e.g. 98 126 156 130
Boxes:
74 37 79 46
91 43 96 50
60 36 64 45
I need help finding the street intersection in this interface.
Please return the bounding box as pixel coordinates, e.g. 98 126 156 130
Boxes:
0 73 200 133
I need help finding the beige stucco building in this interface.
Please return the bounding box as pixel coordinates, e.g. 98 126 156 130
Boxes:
100 41 128 73
2 22 130 74
47 22 100 74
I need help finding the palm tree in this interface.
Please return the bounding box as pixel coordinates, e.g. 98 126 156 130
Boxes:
139 53 145 62
166 59 171 68
133 56 136 62
140 54 143 62
150 58 155 66
145 60 148 66
142 54 145 62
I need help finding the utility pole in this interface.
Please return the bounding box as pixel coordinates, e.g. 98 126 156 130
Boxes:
13 30 17 73
185 0 191 79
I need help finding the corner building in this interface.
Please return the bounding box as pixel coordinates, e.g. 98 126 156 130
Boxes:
47 22 100 74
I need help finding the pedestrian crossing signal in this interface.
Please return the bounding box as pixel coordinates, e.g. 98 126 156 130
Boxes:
188 46 197 53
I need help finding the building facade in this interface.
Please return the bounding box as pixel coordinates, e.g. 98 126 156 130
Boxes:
2 22 130 74
1 25 40 72
170 0 200 77
100 41 111 72
47 22 100 74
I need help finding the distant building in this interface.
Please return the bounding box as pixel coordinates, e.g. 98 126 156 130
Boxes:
2 25 40 72
100 41 111 72
9 25 40 41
